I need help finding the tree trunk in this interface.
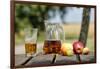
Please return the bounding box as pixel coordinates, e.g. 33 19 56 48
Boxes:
77 8 91 62
79 8 91 46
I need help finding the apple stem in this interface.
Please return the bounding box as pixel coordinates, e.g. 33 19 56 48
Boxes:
51 54 56 64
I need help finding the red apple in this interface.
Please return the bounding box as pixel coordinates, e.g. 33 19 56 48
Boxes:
73 41 84 54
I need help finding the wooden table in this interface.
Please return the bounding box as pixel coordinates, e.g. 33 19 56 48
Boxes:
15 52 95 68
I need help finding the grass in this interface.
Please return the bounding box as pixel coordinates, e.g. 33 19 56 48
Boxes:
63 23 94 39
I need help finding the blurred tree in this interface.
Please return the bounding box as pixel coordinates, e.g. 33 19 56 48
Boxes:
15 4 67 33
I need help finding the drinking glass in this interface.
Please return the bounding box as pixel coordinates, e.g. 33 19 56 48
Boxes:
24 28 38 57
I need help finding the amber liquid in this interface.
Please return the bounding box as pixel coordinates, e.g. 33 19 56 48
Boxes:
43 40 61 54
25 43 36 56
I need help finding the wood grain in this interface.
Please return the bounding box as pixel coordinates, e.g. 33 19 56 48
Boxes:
15 52 95 67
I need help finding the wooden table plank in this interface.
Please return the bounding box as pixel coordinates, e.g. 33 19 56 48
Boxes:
15 52 95 67
25 54 54 65
15 54 32 66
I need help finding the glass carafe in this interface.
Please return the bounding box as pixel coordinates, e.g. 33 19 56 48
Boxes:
43 22 65 54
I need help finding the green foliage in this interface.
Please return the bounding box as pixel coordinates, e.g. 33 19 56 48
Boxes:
15 4 67 33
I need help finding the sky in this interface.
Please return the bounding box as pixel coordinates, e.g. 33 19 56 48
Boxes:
48 7 94 23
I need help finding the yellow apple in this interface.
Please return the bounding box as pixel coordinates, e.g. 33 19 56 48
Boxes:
61 43 73 56
82 47 90 55
66 49 73 56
